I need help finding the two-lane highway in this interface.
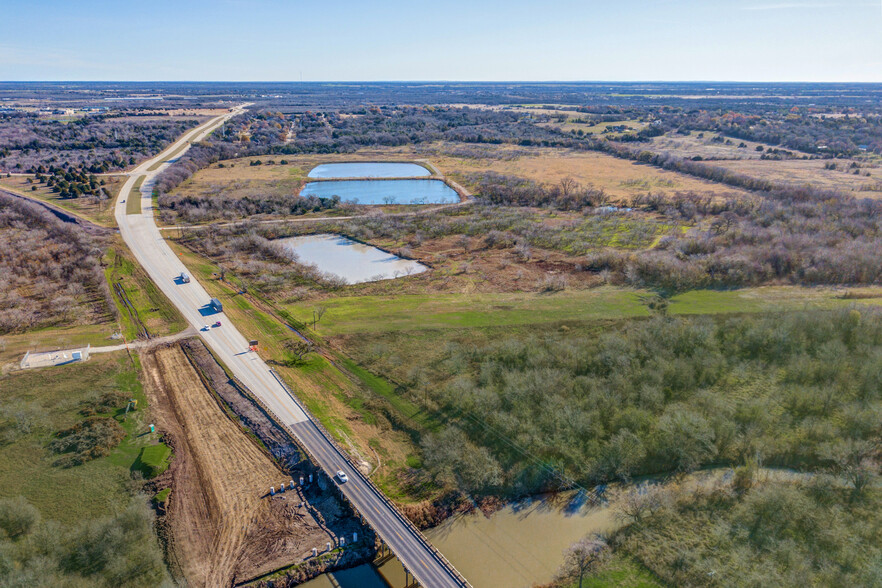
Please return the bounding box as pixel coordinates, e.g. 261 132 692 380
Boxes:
114 108 469 588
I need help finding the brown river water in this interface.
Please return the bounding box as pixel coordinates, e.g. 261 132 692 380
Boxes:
301 467 807 587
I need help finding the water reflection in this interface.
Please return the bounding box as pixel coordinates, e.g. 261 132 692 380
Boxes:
278 233 427 284
308 162 431 179
300 179 459 205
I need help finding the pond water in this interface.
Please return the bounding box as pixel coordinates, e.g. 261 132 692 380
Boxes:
278 233 426 284
307 162 431 179
300 179 460 205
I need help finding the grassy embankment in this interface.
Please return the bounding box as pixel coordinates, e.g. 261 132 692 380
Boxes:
126 176 145 215
104 245 187 341
0 174 124 227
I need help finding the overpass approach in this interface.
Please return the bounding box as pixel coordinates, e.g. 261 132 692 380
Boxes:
113 108 470 588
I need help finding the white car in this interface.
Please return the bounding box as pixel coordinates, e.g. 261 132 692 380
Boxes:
202 324 210 332
336 470 349 483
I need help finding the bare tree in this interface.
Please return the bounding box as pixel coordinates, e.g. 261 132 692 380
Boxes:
312 306 326 329
559 176 580 197
556 534 609 588
615 483 668 525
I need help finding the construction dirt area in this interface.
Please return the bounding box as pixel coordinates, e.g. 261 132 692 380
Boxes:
141 339 373 587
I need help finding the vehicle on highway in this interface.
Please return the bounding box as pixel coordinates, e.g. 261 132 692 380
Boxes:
213 321 222 327
202 324 210 332
336 470 349 483
179 272 190 284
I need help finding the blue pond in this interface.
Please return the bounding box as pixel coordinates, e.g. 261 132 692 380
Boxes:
307 162 431 178
300 179 459 205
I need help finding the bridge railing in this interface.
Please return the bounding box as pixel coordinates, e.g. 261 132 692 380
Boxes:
268 369 472 588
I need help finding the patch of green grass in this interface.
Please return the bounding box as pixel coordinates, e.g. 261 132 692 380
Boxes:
0 323 117 365
105 246 187 338
288 288 650 336
576 554 665 588
153 487 171 505
338 355 438 431
0 353 158 525
135 443 172 478
126 176 144 215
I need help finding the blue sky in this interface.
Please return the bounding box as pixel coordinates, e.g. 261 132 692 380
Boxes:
1 0 881 81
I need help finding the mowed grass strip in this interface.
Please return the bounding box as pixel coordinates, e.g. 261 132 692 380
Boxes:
287 286 882 337
126 176 145 214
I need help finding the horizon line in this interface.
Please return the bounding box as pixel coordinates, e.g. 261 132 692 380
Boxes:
3 80 882 85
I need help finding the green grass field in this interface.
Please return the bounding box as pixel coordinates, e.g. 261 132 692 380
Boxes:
574 555 663 588
286 286 882 337
0 353 162 525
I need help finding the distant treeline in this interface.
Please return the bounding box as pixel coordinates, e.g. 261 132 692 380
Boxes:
0 113 200 172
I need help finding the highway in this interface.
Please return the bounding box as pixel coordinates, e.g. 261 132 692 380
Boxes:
114 108 469 588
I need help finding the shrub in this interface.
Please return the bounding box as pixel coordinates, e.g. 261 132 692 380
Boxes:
49 417 126 467
80 391 129 417
0 496 40 539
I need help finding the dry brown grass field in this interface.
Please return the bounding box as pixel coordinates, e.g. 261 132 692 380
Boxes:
650 134 781 160
711 157 882 198
421 144 750 201
649 134 882 198
169 144 750 205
